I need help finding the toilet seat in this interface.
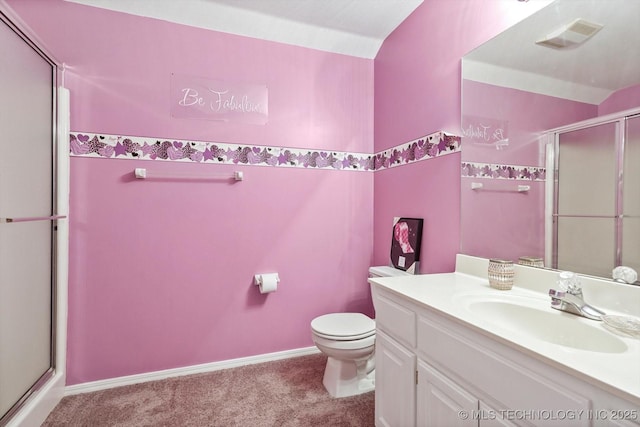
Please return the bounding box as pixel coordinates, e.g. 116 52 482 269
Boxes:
312 332 375 351
313 330 375 341
311 313 375 341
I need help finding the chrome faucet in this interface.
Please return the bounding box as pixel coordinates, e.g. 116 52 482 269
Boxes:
548 272 606 321
548 288 606 320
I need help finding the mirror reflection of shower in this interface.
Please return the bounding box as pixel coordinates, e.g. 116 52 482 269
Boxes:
546 111 640 282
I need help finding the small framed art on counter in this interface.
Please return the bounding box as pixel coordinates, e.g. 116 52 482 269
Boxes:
390 217 423 274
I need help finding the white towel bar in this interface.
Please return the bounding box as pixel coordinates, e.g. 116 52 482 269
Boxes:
134 168 243 181
471 182 530 193
1 215 67 223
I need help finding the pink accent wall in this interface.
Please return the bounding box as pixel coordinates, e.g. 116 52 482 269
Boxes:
8 0 374 385
68 159 373 383
373 153 461 273
372 0 552 273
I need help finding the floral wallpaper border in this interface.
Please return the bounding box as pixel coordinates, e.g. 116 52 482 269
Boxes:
69 131 461 172
373 132 460 171
461 161 546 181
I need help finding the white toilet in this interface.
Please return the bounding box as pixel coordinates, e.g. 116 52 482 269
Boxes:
310 266 410 398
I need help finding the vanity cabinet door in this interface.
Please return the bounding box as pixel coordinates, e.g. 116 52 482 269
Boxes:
417 360 478 427
376 331 416 427
479 402 520 427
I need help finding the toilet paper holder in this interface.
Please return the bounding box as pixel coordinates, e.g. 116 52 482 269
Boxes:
254 273 280 294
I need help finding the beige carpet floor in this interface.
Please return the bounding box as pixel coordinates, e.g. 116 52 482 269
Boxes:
42 353 374 426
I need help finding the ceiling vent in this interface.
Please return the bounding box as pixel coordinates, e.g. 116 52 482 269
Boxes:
536 18 603 49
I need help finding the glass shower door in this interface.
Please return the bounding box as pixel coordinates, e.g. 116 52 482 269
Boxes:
554 122 619 278
622 115 640 273
0 13 56 422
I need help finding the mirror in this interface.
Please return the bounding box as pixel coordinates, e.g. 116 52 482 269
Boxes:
460 0 640 281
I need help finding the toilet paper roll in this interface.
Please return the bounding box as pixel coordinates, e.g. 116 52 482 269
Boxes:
256 273 279 294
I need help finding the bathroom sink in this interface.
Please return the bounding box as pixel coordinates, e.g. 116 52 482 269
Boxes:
457 295 628 353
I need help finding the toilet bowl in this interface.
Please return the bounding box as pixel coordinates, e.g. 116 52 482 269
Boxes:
310 265 411 398
311 312 376 398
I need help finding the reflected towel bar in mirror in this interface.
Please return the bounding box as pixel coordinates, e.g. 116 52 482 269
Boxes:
471 182 530 192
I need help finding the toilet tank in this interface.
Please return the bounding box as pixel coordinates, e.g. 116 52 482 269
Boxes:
368 266 411 278
368 266 410 315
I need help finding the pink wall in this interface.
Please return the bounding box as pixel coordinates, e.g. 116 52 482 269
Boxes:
12 2 372 152
373 153 461 273
68 159 372 383
372 0 552 273
599 84 640 117
7 0 570 385
9 0 374 385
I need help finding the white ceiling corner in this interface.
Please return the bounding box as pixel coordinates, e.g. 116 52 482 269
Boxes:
64 0 424 59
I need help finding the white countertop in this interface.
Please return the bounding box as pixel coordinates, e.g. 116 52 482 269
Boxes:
368 256 640 404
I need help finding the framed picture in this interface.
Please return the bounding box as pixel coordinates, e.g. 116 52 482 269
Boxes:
390 217 424 274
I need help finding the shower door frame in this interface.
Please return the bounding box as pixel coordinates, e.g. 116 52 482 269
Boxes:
0 3 69 426
544 106 640 277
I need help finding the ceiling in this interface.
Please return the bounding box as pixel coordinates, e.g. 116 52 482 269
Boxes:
65 0 423 59
463 0 640 104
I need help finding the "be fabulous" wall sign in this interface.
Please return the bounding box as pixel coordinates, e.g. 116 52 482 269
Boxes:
461 115 509 149
170 73 268 124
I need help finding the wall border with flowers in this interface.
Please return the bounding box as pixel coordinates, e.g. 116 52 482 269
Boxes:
69 131 461 172
461 161 546 181
69 132 544 178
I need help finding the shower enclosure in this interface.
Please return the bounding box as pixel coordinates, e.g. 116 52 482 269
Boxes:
547 111 640 280
0 8 67 426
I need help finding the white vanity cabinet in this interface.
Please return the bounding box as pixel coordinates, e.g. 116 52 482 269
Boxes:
372 283 640 427
374 290 418 427
376 330 416 427
417 359 478 427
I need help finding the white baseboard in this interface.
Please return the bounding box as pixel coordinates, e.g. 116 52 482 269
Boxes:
65 346 321 396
